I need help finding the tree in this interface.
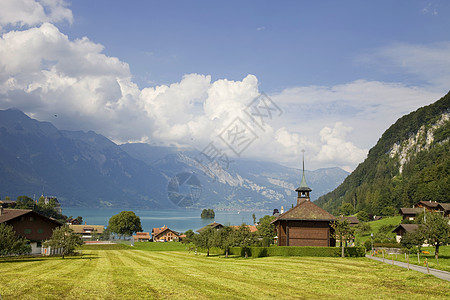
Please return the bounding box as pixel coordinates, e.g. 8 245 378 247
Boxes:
252 213 256 225
421 212 450 264
356 210 369 222
354 222 371 235
214 226 235 258
181 229 195 244
339 203 354 216
193 227 216 256
234 224 256 258
15 196 35 210
331 218 355 257
400 229 426 263
201 209 215 219
257 215 276 246
0 223 30 256
44 225 83 259
108 211 142 238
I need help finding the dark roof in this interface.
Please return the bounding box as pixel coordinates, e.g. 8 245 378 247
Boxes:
0 209 31 223
399 208 423 215
437 203 450 212
415 201 439 209
272 199 336 222
0 209 61 225
392 224 419 233
344 216 359 225
196 222 223 233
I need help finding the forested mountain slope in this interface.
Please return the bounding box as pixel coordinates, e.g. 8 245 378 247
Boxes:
315 91 450 215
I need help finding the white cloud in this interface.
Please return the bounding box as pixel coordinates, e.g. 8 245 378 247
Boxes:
358 42 450 91
0 0 72 29
315 122 368 172
0 12 448 172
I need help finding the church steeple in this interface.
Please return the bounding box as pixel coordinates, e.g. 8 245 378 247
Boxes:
295 150 312 203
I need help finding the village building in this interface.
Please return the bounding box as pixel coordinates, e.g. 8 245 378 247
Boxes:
69 224 105 240
231 225 258 233
413 200 440 212
343 216 359 227
399 208 423 221
272 158 336 247
0 207 61 254
133 232 151 242
392 224 420 243
152 226 180 242
437 203 450 218
196 222 224 233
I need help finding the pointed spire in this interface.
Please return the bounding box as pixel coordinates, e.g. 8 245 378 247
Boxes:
296 150 311 202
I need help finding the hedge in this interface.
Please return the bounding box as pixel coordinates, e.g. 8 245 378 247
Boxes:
228 246 365 258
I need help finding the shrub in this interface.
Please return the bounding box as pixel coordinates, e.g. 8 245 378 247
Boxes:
228 246 365 258
363 240 372 251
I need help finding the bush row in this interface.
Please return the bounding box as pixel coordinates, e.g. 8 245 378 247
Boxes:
227 246 365 258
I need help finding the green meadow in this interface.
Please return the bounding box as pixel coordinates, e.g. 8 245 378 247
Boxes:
0 244 449 299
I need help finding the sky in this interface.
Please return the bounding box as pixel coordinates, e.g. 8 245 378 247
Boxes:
0 0 449 172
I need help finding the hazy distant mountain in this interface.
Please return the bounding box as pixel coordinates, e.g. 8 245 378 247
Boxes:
0 108 349 210
121 143 349 210
315 91 450 215
0 108 166 208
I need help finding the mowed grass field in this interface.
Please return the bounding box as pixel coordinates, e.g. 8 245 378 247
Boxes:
1 246 449 299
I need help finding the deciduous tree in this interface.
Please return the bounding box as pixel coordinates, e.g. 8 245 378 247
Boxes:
331 218 354 257
421 212 450 264
44 225 83 259
108 211 142 238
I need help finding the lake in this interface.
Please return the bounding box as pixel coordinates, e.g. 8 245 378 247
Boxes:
63 208 272 233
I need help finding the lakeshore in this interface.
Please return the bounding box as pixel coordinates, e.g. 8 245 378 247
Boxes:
63 208 272 233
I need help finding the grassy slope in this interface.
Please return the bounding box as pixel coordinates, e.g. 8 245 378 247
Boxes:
0 248 449 299
356 216 402 243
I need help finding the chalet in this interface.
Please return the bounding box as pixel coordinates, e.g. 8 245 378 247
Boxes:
133 232 151 242
152 226 180 242
0 207 61 254
414 201 440 212
437 203 450 218
231 225 258 233
399 208 423 221
69 224 105 240
392 224 419 243
272 159 336 247
196 222 224 233
343 216 359 227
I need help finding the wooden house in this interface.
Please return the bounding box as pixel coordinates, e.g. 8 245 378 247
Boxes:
399 208 423 221
152 226 180 242
392 224 419 243
437 203 450 218
133 232 151 242
196 222 224 233
0 207 61 254
414 201 440 212
272 160 336 247
69 224 105 240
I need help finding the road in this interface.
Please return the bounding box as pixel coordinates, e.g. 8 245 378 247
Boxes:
366 255 450 281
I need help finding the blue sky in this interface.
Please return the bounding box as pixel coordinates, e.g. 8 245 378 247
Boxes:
0 0 449 171
61 1 450 90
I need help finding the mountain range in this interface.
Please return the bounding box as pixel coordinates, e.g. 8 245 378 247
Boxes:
315 91 450 215
0 108 348 211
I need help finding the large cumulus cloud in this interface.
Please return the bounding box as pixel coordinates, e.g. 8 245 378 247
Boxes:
0 1 447 171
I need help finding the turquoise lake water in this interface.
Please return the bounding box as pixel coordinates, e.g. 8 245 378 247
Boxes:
63 208 272 233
